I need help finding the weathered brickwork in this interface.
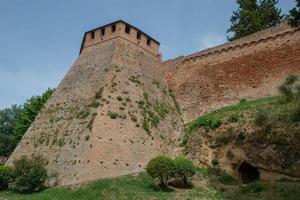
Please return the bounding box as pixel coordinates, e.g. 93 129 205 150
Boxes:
163 22 300 122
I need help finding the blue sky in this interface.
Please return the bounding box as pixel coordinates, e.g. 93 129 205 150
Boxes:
0 0 295 109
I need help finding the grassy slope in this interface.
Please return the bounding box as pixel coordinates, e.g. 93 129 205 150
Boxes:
184 95 299 142
187 96 280 130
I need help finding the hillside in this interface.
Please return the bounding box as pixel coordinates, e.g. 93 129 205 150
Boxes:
183 95 300 181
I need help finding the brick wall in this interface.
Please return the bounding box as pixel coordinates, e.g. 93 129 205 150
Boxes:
163 22 300 122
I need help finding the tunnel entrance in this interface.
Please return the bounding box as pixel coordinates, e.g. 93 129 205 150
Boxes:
238 162 260 183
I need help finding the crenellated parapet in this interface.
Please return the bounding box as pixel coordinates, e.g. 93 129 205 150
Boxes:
162 21 300 122
166 21 299 66
80 20 161 58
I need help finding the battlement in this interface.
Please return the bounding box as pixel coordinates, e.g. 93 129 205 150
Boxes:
80 20 160 57
162 21 300 122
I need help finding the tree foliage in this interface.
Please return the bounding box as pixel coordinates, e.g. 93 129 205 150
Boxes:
174 157 196 186
0 88 54 157
146 155 176 187
227 0 283 41
14 88 54 142
288 0 300 27
0 105 22 156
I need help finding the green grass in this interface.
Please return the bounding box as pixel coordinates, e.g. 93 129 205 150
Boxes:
1 170 299 200
0 173 175 200
0 172 221 200
183 95 298 144
187 96 280 131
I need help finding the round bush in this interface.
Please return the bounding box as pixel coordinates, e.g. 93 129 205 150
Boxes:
0 165 14 190
9 156 48 193
146 155 176 187
211 159 219 167
174 157 196 185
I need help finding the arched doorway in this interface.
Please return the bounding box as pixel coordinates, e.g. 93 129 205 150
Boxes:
238 162 260 183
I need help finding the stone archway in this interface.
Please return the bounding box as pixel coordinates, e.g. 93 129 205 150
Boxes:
238 162 260 183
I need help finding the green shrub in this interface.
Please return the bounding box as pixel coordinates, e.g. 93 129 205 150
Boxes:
229 114 239 123
211 159 219 167
9 156 48 193
187 116 222 133
108 112 118 119
95 87 103 99
151 80 160 88
146 155 176 187
116 96 123 101
88 100 100 108
215 134 230 145
254 110 271 127
218 173 239 185
149 113 160 128
142 118 150 134
0 165 14 190
241 181 263 193
77 109 89 119
128 76 141 84
86 114 96 131
239 99 247 104
174 157 196 186
169 90 181 115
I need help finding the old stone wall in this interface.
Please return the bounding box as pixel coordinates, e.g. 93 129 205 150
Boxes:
163 22 300 122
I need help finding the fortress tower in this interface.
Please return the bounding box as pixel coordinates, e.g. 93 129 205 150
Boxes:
7 20 183 186
80 20 161 57
7 20 300 185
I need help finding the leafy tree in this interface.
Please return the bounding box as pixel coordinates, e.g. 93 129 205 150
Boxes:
174 157 196 186
146 155 176 187
14 88 54 142
227 0 283 41
9 156 48 193
288 0 300 27
0 88 54 157
0 105 22 156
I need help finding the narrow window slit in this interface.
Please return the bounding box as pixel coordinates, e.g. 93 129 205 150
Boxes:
125 25 130 34
111 24 116 32
147 38 151 45
101 28 105 36
137 31 141 39
90 31 95 39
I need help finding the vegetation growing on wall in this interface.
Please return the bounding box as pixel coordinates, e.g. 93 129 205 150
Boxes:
138 92 169 134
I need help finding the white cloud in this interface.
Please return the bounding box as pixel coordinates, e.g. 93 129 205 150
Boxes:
196 33 227 51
